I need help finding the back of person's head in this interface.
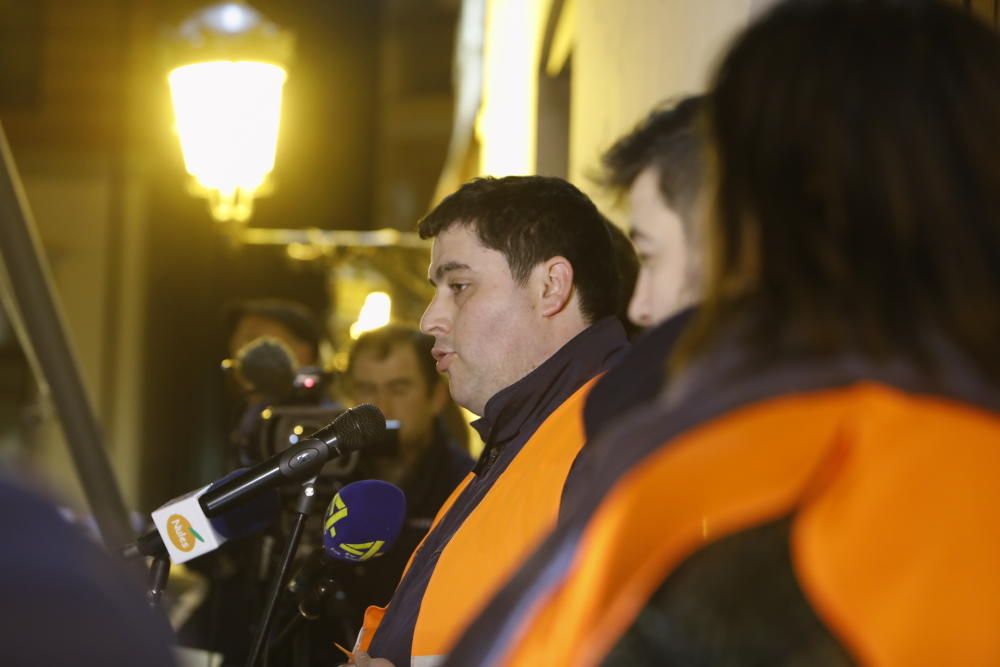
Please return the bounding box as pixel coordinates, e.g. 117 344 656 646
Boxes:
692 0 1000 377
601 95 706 230
418 176 622 324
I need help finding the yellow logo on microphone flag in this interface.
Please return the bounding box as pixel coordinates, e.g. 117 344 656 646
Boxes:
324 493 348 538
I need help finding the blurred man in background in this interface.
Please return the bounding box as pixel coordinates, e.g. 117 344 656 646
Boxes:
223 298 334 466
563 96 708 519
338 325 473 608
582 95 707 439
226 298 323 371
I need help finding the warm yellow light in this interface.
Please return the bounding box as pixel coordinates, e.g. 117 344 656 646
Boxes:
478 0 547 176
168 60 287 222
349 292 392 340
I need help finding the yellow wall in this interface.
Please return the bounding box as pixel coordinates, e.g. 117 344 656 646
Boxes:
477 0 553 176
477 0 779 213
14 155 148 510
571 0 776 214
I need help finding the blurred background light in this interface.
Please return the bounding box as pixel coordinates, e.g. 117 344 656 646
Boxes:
169 60 286 222
349 291 392 340
165 2 294 223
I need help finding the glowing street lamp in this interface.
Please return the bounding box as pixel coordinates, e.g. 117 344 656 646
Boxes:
166 2 294 223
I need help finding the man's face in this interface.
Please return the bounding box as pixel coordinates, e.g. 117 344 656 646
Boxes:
420 225 544 416
229 315 316 368
349 343 446 459
626 166 691 327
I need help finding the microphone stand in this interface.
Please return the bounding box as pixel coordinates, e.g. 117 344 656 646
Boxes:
246 477 320 667
146 552 171 608
265 568 345 661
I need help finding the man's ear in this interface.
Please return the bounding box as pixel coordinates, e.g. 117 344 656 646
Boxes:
537 256 574 318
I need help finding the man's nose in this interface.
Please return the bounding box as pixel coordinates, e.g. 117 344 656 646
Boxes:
420 292 450 336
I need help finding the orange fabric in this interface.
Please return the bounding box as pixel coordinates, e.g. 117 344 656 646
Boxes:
356 472 475 653
357 377 598 658
498 383 1000 667
411 377 597 657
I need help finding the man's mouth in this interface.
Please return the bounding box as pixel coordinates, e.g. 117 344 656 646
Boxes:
431 348 455 372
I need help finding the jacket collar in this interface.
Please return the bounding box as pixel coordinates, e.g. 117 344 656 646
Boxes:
471 317 628 468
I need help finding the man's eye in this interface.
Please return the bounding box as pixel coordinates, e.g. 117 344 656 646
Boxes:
449 283 469 294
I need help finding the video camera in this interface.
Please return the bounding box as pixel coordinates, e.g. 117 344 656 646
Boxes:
226 337 399 484
256 405 400 480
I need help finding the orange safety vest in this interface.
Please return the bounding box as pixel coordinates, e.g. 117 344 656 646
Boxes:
356 376 599 665
492 383 1000 666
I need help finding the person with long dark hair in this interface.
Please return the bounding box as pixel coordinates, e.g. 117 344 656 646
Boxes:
442 2 1000 665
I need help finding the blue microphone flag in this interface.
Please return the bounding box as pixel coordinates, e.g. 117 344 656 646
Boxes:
322 479 406 562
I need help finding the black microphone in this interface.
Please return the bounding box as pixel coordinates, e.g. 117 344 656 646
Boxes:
199 405 387 518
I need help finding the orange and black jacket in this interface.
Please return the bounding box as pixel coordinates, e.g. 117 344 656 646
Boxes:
358 317 627 666
563 306 696 521
445 333 1000 666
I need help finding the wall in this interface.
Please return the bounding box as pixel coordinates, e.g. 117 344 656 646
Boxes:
570 0 776 215
477 0 553 176
475 0 778 208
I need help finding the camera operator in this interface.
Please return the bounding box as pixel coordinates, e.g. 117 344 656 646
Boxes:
224 299 336 467
177 298 337 665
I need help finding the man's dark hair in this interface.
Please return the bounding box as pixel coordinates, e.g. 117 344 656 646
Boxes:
601 96 706 231
224 298 323 359
604 220 641 340
347 325 439 393
418 176 621 323
687 0 1000 378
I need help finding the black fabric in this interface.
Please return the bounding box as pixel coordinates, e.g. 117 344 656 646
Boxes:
444 329 1000 667
563 307 695 522
0 476 177 667
582 306 696 440
175 527 269 664
601 518 853 667
332 427 474 610
367 317 628 666
470 317 628 476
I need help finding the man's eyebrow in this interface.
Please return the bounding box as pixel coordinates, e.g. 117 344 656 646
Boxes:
429 261 472 286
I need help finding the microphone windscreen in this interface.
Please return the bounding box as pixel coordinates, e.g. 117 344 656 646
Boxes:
322 479 406 562
207 467 282 540
237 337 296 397
314 404 387 453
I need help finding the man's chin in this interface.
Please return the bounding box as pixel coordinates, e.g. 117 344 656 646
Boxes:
452 391 484 417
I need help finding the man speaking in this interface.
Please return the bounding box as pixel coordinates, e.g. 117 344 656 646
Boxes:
352 176 628 666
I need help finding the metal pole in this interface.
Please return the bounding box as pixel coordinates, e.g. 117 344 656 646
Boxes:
0 121 135 552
